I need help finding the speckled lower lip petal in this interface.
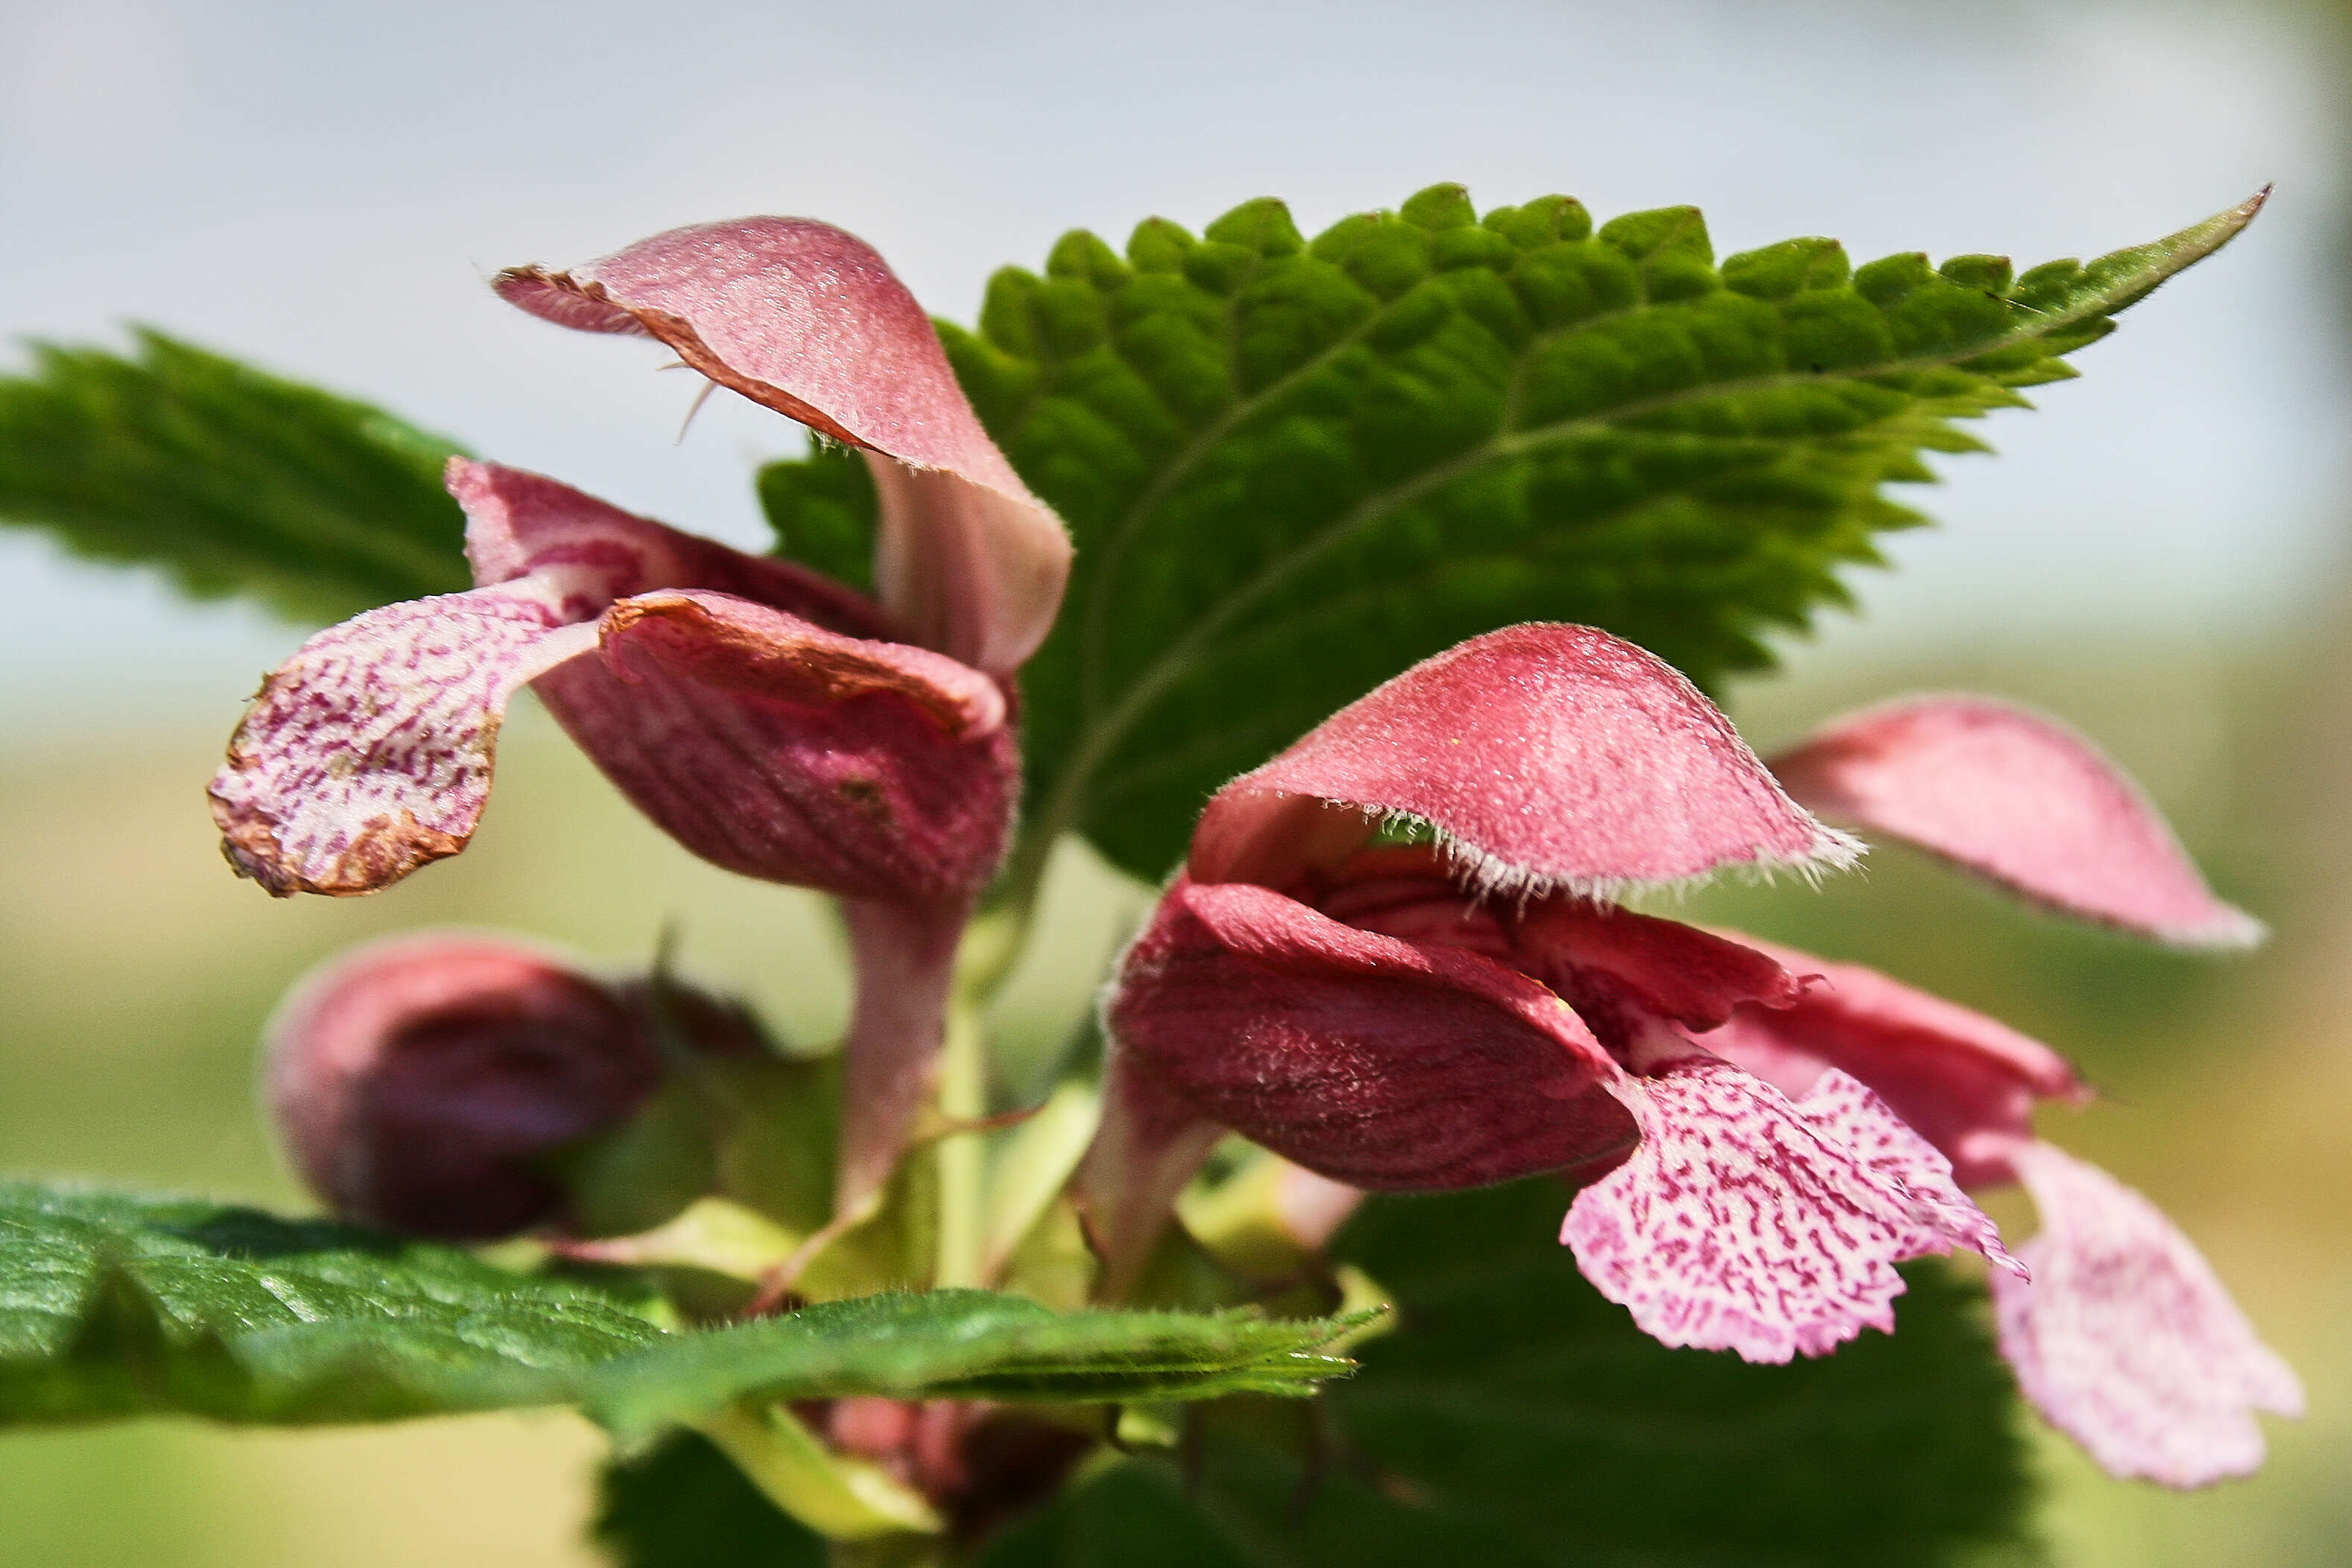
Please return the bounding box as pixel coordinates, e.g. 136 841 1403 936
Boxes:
208 578 597 897
1990 1140 2304 1488
1561 1056 2013 1365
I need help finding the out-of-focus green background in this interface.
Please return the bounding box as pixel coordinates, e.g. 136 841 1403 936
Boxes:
4 0 2349 1562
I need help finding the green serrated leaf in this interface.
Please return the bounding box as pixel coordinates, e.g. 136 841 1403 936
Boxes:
580 1289 1360 1444
2 1183 1359 1441
0 330 471 623
0 1180 662 1425
846 184 2254 884
978 1179 2037 1568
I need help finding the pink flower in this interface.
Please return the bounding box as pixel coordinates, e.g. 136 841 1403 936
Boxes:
210 219 1071 1212
1086 623 2297 1486
1703 939 2302 1486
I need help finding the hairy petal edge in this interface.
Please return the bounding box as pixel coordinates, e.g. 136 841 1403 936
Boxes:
1196 624 1858 896
493 219 1070 673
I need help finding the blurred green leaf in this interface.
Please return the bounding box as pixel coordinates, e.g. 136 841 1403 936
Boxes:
580 1289 1361 1445
778 183 2259 883
980 1178 2037 1567
0 1180 661 1425
0 330 471 623
595 1429 826 1568
758 439 879 596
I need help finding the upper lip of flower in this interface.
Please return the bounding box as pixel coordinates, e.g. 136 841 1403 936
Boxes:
492 215 1072 679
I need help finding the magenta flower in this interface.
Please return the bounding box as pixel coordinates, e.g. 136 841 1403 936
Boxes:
1085 623 2297 1485
209 218 1071 1211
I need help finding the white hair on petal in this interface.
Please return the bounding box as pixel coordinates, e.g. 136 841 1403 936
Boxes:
1353 802 1865 911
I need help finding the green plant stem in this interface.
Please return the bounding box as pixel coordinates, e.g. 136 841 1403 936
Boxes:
933 995 988 1290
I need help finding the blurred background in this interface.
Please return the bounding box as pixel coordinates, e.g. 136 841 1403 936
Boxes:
3 0 2347 1561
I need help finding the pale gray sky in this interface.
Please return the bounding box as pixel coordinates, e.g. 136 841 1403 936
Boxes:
3 0 2345 732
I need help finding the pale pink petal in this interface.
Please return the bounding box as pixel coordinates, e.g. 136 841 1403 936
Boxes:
1562 1058 2009 1363
265 933 659 1238
495 220 1071 673
210 581 598 896
1769 696 2261 949
1106 877 1638 1193
1702 934 2085 1187
1192 624 1858 895
1990 1141 2301 1488
542 588 1015 904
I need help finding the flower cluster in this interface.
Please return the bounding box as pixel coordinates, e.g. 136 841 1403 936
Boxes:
211 218 1068 1216
1079 624 2298 1487
221 212 2297 1499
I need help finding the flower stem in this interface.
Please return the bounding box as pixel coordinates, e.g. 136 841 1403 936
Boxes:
932 992 987 1289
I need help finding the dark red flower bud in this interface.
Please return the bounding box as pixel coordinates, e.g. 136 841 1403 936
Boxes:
265 933 664 1240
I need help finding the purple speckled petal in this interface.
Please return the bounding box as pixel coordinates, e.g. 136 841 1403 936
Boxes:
1792 1068 2023 1279
1990 1141 2301 1488
1562 1057 2012 1363
210 578 598 896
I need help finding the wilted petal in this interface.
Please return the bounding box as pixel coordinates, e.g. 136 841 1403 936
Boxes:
542 589 1015 904
1701 936 2085 1188
211 580 598 895
1769 696 2261 948
1194 624 1858 895
1107 878 1638 1192
266 933 661 1238
1989 1141 2302 1488
495 220 1070 673
1562 1057 2011 1363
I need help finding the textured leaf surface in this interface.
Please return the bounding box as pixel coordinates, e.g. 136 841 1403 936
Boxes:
770 184 2259 881
0 1180 661 1425
980 1179 2036 1567
580 1289 1360 1444
0 331 471 622
0 1184 1353 1435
